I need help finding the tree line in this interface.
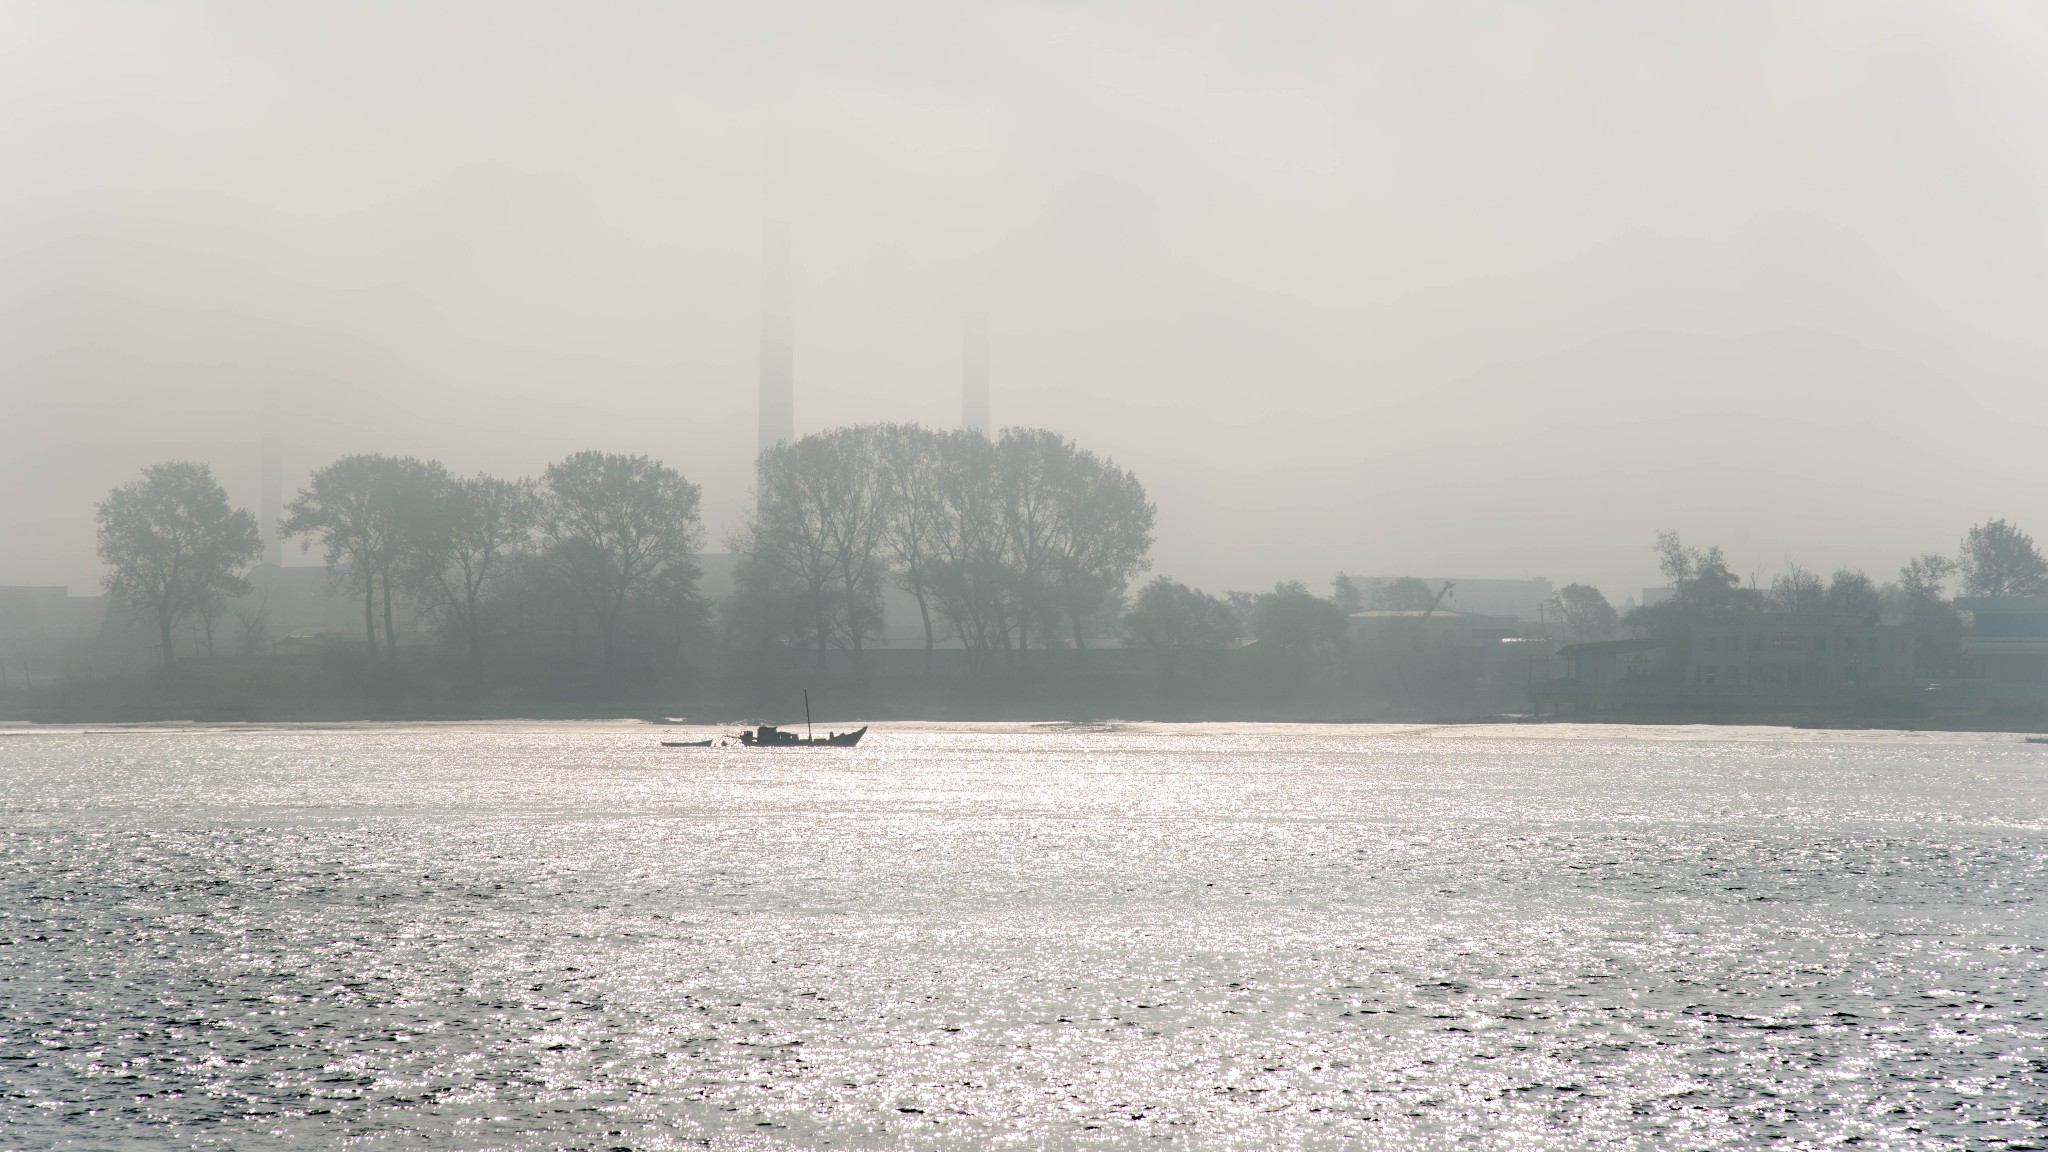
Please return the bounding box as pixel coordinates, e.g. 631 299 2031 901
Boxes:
85 438 2047 687
1095 518 2048 685
93 450 704 674
1609 520 2048 677
733 424 1156 671
89 425 1157 676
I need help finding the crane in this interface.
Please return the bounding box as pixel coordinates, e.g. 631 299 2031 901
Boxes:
1420 580 1456 619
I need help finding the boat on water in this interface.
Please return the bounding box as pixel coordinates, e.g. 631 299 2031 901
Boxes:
658 692 863 748
737 723 866 747
735 690 864 747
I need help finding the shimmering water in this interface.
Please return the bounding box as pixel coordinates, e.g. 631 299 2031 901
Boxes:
2 722 2044 1150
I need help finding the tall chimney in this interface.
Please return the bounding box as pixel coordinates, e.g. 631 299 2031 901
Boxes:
260 411 282 566
758 135 794 455
962 310 989 436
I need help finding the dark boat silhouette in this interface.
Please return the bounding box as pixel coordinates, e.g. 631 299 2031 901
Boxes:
733 691 864 747
736 723 866 747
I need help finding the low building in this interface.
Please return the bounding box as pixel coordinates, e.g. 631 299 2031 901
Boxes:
0 587 107 641
1348 577 1554 622
244 564 364 639
1684 614 1913 695
1954 596 2048 688
1554 638 1668 687
0 586 137 686
1352 608 1543 698
1348 608 1518 648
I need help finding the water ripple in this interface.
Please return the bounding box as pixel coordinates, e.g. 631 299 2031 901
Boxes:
0 722 2043 1148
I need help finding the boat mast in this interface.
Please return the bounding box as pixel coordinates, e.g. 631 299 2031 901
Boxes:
804 690 812 743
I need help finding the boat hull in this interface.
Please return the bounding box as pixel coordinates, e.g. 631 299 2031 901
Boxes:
738 725 867 748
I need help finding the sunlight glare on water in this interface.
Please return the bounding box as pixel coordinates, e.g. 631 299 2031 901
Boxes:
1 722 2044 1149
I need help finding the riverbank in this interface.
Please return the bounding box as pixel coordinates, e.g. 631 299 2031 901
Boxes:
5 657 2045 733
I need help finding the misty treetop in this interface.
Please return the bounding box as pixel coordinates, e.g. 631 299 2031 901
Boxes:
269 450 703 677
541 451 704 670
1122 578 1239 652
83 443 2042 692
95 461 263 671
737 423 1157 668
281 454 438 662
402 471 538 678
1247 581 1351 655
1624 519 2045 679
1551 583 1619 643
1957 519 2047 597
114 423 1155 681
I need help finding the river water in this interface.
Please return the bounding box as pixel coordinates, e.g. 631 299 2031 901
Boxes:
2 722 2044 1149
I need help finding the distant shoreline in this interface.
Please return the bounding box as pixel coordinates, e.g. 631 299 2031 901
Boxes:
5 644 2043 734
4 704 2044 736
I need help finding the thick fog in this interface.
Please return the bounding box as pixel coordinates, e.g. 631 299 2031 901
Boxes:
4 1 2046 602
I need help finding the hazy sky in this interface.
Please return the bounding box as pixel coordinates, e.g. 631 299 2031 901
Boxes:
4 1 2046 605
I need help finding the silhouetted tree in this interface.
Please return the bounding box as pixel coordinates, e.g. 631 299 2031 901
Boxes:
1047 438 1155 650
1331 573 1366 613
1900 552 1957 600
720 550 815 655
1627 532 1756 678
1958 519 2046 596
232 596 271 657
1368 577 1439 611
1251 581 1350 654
377 458 449 657
1122 577 1238 650
1652 531 1745 615
876 423 950 671
996 429 1067 649
738 422 1157 673
927 429 1015 670
96 462 261 671
1769 560 1825 614
1122 576 1237 690
815 426 890 660
192 588 227 658
1822 569 1881 622
406 472 536 679
284 454 431 659
1551 583 1618 641
746 434 875 665
644 560 710 671
542 451 702 672
1893 552 1963 678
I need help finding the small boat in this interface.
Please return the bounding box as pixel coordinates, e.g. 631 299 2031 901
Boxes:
660 738 716 748
2026 736 2048 745
737 724 866 748
733 691 865 748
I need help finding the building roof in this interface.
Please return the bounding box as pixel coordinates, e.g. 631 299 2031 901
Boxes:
1954 596 2048 614
1348 609 1503 621
1555 638 1667 659
1696 612 1893 628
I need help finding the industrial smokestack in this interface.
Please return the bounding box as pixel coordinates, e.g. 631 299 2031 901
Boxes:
260 412 282 566
963 310 989 436
758 133 794 455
